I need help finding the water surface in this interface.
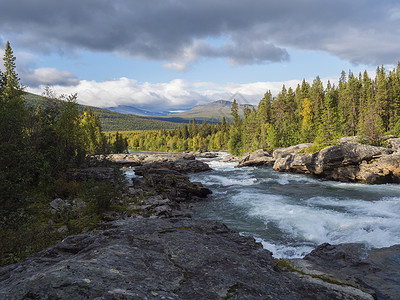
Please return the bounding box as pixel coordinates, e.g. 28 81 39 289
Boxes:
189 154 400 258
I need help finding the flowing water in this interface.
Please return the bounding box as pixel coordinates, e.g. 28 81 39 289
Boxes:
189 154 400 258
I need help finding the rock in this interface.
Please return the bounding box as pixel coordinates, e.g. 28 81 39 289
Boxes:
237 149 275 167
273 143 397 184
189 150 219 158
273 143 312 159
338 136 361 144
357 153 400 183
134 159 211 175
57 225 69 234
0 218 373 300
107 152 195 167
273 152 314 173
49 198 70 211
71 198 87 213
387 137 400 152
289 242 400 300
219 154 242 163
140 168 212 202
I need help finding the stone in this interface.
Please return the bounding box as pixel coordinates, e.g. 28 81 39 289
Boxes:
273 143 312 159
273 142 398 184
0 219 373 300
134 159 211 175
289 243 400 300
237 149 275 167
49 198 70 211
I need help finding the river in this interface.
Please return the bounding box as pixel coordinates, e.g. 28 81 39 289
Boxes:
189 153 400 258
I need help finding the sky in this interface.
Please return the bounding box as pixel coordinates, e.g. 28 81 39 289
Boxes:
1 0 400 113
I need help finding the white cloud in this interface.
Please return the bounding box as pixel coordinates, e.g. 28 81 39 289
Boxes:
23 68 79 87
26 76 333 112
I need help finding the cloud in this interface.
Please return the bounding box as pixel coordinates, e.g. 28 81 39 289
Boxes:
26 76 320 112
22 68 79 87
1 0 399 69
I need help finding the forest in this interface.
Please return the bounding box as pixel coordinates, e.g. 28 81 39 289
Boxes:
0 42 128 265
122 64 400 156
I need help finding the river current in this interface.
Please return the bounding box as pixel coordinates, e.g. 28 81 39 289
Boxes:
189 153 400 258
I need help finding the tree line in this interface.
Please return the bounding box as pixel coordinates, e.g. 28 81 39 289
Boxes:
123 63 400 156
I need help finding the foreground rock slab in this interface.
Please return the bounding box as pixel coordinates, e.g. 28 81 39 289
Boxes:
0 218 372 300
290 243 400 300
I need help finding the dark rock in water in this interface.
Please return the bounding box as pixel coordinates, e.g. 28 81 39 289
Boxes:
290 243 400 300
134 158 211 175
0 218 373 300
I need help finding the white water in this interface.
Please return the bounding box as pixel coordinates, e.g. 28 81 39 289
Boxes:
190 155 400 258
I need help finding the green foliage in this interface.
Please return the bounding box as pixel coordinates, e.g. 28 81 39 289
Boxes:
394 120 400 136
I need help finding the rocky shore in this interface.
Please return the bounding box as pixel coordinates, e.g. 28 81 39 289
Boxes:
1 152 399 299
237 137 400 184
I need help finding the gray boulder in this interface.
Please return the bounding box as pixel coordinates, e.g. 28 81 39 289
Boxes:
237 149 275 167
273 143 398 184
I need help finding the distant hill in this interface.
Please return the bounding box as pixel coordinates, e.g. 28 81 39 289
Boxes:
22 92 179 131
157 100 254 123
105 105 171 116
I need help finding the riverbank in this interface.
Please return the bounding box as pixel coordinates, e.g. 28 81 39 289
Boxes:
1 153 398 299
237 136 400 184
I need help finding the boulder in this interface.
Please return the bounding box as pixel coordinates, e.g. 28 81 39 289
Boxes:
273 143 312 159
0 218 373 300
387 137 400 152
189 150 219 158
134 159 211 175
289 242 400 300
219 155 242 163
273 143 398 184
237 149 275 167
273 153 314 173
107 152 195 166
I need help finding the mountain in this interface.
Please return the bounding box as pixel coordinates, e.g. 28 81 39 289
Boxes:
22 92 179 132
105 105 170 116
157 100 254 123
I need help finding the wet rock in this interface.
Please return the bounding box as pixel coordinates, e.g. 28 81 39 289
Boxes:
0 219 372 300
237 149 275 167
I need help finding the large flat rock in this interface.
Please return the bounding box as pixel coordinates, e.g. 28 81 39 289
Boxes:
0 219 371 300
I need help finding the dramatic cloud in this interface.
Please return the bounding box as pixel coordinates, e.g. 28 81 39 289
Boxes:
1 0 399 69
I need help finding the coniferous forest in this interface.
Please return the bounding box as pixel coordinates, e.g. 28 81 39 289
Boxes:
123 64 400 156
0 42 128 265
